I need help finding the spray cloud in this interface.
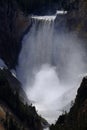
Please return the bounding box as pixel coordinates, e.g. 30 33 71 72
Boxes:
17 16 86 123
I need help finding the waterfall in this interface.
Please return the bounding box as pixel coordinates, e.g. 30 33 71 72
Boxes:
17 14 86 123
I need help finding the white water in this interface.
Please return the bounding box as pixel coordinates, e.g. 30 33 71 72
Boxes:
44 128 49 130
31 10 67 21
17 14 86 123
31 15 56 21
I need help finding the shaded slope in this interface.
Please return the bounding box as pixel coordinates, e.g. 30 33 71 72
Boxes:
50 77 87 130
0 68 43 130
0 0 30 68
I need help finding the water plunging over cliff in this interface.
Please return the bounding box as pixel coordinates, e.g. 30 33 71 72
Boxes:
17 14 86 123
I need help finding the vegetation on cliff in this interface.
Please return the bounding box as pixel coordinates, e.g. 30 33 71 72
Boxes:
50 77 87 130
0 68 42 130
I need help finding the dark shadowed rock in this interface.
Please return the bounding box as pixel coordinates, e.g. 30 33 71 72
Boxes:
66 0 87 39
50 76 87 130
0 67 43 130
0 67 30 104
0 0 30 68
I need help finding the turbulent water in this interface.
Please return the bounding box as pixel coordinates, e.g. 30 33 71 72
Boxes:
17 14 86 123
44 128 49 130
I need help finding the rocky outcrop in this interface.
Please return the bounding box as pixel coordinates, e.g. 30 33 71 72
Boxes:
66 0 87 39
0 68 30 104
50 77 87 130
54 12 67 32
0 68 43 130
0 0 31 68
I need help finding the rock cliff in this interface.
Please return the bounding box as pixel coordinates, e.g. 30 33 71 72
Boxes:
67 0 87 39
0 0 30 68
0 68 43 130
50 77 87 130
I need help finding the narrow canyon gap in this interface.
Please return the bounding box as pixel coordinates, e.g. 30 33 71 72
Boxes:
16 13 87 123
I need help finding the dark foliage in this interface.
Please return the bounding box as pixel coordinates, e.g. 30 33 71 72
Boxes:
50 77 87 130
0 69 42 130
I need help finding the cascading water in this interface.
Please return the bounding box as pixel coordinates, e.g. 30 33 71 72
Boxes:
17 13 86 124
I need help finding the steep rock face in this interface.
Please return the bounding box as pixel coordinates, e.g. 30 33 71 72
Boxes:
0 68 30 104
0 0 30 68
0 68 43 130
67 0 87 38
54 13 67 32
50 77 87 130
76 77 87 105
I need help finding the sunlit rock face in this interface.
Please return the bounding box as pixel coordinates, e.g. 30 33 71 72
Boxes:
17 13 87 123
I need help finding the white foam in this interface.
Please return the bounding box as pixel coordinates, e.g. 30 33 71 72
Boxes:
31 15 56 21
56 10 67 15
31 10 67 21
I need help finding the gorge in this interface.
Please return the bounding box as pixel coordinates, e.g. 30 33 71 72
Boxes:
0 0 87 130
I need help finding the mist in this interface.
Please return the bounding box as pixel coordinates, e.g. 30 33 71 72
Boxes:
16 16 87 123
0 59 7 68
